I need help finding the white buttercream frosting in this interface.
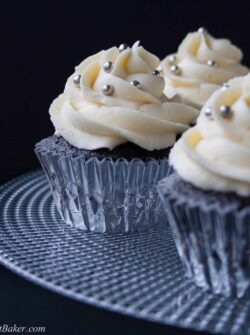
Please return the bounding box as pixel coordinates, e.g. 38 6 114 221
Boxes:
170 74 250 196
50 41 199 151
161 29 249 109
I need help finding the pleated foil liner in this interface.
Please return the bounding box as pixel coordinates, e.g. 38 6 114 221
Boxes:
35 138 170 233
158 174 250 298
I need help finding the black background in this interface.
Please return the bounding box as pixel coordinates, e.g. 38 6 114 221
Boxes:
2 0 250 184
1 1 250 334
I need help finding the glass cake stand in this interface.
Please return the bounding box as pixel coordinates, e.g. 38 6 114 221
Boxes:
0 169 249 335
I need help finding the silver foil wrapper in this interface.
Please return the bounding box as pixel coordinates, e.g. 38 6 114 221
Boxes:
35 141 170 233
158 175 250 298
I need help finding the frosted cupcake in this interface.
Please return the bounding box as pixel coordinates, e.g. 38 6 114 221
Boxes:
161 28 249 109
158 74 250 297
35 41 198 233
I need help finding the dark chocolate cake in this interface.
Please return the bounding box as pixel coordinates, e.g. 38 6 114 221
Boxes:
36 135 171 162
159 173 250 210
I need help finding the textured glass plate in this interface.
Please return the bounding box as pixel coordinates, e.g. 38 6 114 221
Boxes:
0 170 250 335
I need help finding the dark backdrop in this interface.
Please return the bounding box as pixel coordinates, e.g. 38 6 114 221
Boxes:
1 0 250 184
0 1 250 334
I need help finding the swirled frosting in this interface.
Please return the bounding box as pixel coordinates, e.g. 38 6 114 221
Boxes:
50 41 198 151
161 28 249 109
170 74 250 196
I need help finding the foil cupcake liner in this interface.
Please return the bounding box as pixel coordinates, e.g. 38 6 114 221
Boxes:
35 139 170 233
158 174 250 298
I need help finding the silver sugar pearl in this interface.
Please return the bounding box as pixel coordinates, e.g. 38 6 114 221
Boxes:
198 27 207 34
119 43 129 52
220 105 232 118
130 80 141 89
103 61 113 73
157 67 163 75
170 64 181 75
152 69 160 76
102 84 114 95
207 60 216 67
222 83 229 90
204 106 213 119
73 74 81 86
168 55 177 64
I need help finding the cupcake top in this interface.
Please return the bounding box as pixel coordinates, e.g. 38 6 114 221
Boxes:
161 28 249 109
170 74 250 196
50 41 198 151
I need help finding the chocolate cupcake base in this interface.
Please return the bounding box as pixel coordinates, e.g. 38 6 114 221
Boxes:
158 173 250 298
35 136 171 233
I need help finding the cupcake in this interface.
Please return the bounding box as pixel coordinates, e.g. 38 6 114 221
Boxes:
161 27 249 110
158 74 250 297
35 41 198 233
